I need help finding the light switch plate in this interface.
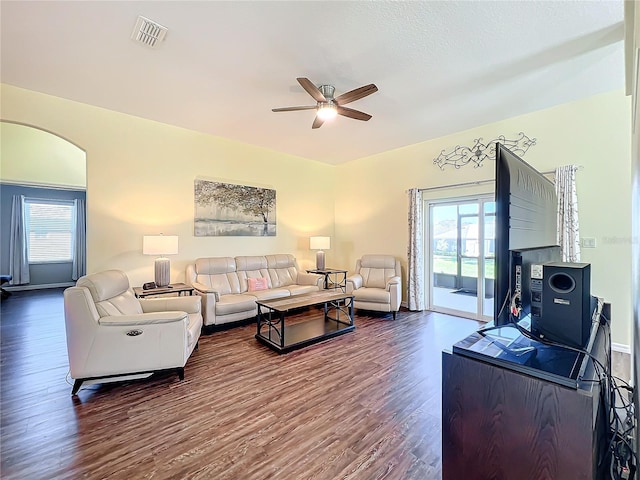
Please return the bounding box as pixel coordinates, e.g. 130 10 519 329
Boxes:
582 237 597 248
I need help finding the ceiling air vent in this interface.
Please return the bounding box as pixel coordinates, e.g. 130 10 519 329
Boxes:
131 15 167 48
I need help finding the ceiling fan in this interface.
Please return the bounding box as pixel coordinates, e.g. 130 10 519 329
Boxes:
272 77 378 129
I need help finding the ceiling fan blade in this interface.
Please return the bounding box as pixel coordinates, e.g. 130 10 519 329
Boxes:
337 106 372 121
297 77 327 103
272 106 317 112
312 116 324 129
334 84 378 105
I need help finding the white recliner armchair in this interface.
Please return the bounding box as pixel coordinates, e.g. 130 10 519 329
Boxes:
346 255 402 320
63 270 202 395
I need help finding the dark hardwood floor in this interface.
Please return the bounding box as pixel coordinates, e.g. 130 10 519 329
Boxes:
0 289 481 480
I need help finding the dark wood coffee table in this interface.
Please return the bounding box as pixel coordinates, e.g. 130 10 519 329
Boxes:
255 291 354 353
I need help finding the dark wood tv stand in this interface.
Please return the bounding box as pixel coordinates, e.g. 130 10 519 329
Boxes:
442 318 610 480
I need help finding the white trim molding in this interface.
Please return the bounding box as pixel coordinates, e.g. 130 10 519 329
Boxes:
0 180 86 192
5 282 75 291
613 342 631 355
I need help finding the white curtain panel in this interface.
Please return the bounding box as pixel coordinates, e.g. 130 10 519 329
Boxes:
555 165 581 262
8 195 30 285
407 188 425 310
72 198 86 281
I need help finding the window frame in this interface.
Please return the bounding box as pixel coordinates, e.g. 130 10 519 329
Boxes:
24 198 76 265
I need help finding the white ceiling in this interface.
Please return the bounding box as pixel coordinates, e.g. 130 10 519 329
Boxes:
0 1 625 165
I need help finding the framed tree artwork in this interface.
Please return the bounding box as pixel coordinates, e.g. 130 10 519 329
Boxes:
194 179 276 236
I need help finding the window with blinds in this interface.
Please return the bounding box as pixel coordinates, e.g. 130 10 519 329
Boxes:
24 199 75 263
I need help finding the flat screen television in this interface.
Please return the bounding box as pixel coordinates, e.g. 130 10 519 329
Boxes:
494 143 560 326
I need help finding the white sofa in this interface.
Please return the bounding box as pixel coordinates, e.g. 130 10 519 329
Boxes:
346 254 402 320
63 269 202 395
186 254 323 327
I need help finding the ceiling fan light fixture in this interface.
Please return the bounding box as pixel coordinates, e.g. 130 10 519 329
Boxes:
317 103 337 121
272 78 378 129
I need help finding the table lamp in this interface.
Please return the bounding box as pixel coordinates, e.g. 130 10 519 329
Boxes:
310 236 330 270
143 235 178 287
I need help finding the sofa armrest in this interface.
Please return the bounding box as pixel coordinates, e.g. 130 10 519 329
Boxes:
139 296 201 315
191 281 220 301
346 274 363 293
385 276 401 290
190 286 220 327
386 276 402 311
98 311 188 326
297 271 323 287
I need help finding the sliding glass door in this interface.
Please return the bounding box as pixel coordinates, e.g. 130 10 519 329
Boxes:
428 196 494 321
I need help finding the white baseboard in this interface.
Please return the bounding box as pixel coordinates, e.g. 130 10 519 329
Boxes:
612 342 631 355
5 282 74 291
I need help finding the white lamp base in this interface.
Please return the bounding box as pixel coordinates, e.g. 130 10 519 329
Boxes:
315 251 326 271
154 257 171 287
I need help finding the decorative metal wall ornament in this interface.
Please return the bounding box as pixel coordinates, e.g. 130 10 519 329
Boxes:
433 132 536 170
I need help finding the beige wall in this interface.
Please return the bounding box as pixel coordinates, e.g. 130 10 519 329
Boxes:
627 0 640 394
1 84 633 346
0 121 86 188
0 84 335 286
336 89 632 346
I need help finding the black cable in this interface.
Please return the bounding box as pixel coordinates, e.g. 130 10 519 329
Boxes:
479 291 637 478
599 320 637 480
592 317 636 479
500 294 637 478
508 313 609 375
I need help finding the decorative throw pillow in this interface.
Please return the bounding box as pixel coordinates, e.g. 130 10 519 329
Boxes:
248 277 268 292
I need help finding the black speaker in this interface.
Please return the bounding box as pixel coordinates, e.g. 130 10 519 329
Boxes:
531 262 593 349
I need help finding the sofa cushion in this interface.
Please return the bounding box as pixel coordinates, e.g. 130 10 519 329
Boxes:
287 284 320 296
250 287 291 301
353 287 391 304
195 257 236 275
215 293 258 316
196 273 241 295
77 270 128 302
194 257 241 295
236 256 271 292
266 254 299 287
359 268 392 289
248 277 269 292
359 255 399 289
77 270 143 317
235 255 268 271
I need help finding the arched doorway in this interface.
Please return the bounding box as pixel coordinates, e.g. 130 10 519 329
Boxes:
0 121 87 290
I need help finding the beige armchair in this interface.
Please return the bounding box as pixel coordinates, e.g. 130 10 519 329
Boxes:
346 255 402 320
63 270 202 395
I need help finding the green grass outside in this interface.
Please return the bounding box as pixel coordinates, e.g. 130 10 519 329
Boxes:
433 255 495 279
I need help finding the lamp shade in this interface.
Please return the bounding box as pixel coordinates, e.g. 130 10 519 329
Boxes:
143 235 178 256
310 236 330 250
